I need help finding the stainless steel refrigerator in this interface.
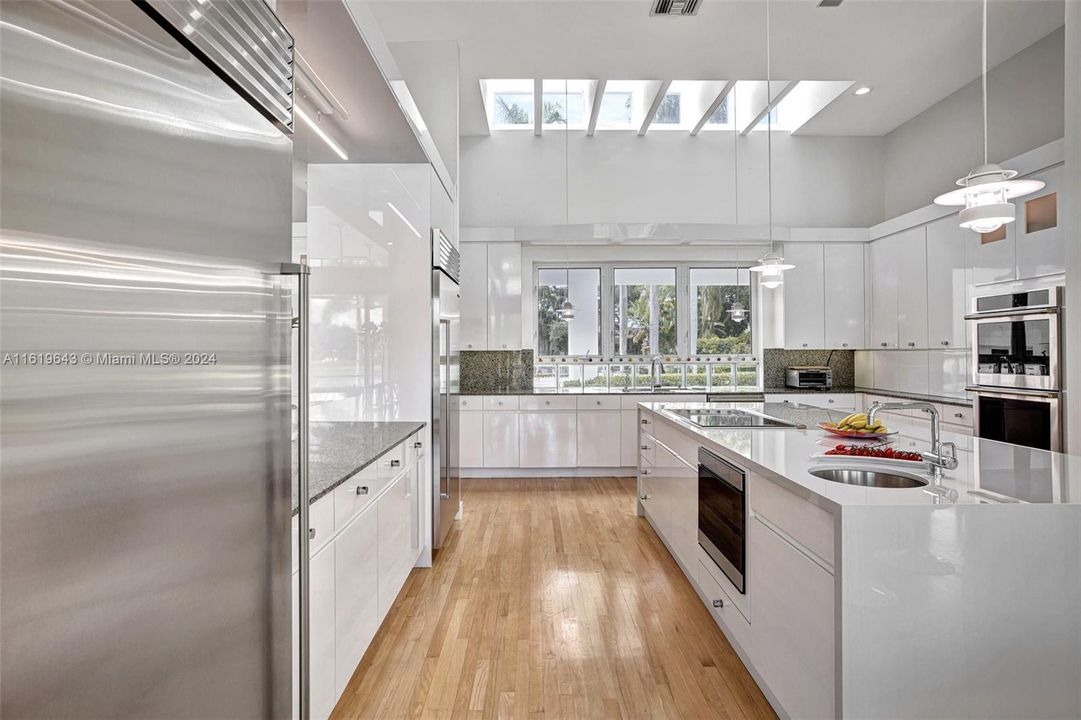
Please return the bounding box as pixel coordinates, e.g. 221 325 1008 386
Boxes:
1 1 296 717
432 228 460 550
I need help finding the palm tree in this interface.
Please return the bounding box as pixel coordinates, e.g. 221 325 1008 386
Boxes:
496 96 529 124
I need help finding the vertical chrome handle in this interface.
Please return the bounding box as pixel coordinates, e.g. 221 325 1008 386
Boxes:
282 260 311 720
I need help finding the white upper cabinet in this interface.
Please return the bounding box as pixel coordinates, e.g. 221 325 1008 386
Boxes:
926 216 972 349
823 243 865 349
782 243 825 350
869 233 902 349
968 215 1017 286
486 243 522 350
896 226 928 349
1016 165 1064 280
458 243 487 350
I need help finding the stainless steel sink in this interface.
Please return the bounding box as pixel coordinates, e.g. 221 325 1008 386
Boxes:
809 467 928 489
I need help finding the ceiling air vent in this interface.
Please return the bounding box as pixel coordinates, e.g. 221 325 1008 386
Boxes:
650 0 702 16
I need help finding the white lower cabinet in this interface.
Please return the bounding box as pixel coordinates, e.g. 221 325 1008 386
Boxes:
576 411 621 466
308 544 337 720
519 412 576 467
459 411 484 468
482 412 519 467
749 516 835 720
620 409 639 467
377 472 412 619
333 505 378 697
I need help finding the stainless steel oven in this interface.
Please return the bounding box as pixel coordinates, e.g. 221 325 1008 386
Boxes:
698 448 746 593
967 286 1064 451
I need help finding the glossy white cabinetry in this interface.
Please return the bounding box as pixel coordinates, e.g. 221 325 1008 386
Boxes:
619 409 638 467
576 411 621 466
896 226 928 349
766 393 857 411
482 411 519 467
869 231 902 349
458 410 484 468
1015 165 1064 279
823 243 865 349
968 222 1017 287
782 243 826 350
749 515 835 720
486 243 522 350
333 504 378 697
519 411 576 467
458 243 488 350
377 472 412 619
309 544 337 720
925 216 971 349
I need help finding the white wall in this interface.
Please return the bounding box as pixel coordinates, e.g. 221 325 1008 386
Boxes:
1065 5 1080 454
460 131 884 229
882 28 1065 219
389 40 460 183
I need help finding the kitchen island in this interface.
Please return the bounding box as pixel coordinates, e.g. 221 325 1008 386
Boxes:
638 400 1081 720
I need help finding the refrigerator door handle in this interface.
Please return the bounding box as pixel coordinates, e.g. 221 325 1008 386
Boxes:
440 319 451 499
280 261 311 720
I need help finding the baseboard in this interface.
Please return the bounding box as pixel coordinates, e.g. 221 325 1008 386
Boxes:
460 467 637 478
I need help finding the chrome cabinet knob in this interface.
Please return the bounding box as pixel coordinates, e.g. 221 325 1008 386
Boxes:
954 412 963 419
802 343 808 348
355 485 369 495
640 494 652 501
641 419 649 425
941 340 950 346
308 528 316 539
842 343 849 348
390 459 401 467
414 441 423 449
641 469 651 475
907 342 916 347
881 342 888 347
641 444 650 450
712 599 724 608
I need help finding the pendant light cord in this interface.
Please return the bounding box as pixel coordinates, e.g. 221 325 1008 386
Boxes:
981 0 988 165
765 0 774 254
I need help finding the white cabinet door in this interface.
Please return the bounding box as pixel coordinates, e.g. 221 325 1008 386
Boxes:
333 505 379 697
519 412 576 468
458 243 487 350
869 234 900 349
377 473 411 620
668 448 698 570
619 409 638 467
782 243 825 350
482 412 519 467
968 217 1017 286
1016 166 1064 279
310 544 337 720
430 173 455 248
750 517 835 720
486 243 521 350
823 243 865 349
459 411 484 469
926 216 972 349
896 226 928 349
576 411 621 467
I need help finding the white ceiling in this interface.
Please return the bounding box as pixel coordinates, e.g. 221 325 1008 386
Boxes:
366 0 1065 137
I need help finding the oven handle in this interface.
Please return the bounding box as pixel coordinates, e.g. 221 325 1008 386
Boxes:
965 306 1060 320
698 448 745 493
967 386 1061 401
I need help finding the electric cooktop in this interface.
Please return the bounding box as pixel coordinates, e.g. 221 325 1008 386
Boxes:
667 408 804 429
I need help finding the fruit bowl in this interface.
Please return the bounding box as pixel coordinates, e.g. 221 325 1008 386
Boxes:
818 421 897 439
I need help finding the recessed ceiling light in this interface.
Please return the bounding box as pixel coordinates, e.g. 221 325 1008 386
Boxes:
853 86 872 96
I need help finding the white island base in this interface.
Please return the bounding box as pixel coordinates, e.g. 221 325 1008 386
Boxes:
637 402 1081 720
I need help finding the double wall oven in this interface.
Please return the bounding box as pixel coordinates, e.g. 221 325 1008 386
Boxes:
967 286 1063 451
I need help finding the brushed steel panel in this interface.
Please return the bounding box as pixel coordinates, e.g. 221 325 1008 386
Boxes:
0 1 292 717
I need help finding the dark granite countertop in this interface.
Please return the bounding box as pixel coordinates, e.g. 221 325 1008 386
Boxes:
292 421 425 515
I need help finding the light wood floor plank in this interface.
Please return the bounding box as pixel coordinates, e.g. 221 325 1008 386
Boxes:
331 477 776 720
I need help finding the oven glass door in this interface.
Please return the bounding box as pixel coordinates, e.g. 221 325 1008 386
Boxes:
972 313 1058 390
976 393 1059 451
698 450 745 593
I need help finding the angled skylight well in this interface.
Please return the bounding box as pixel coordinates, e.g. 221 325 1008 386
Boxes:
595 80 662 131
541 79 592 131
481 79 535 131
649 80 729 132
772 80 853 133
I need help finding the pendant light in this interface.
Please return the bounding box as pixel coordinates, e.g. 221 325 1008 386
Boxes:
558 80 576 321
559 268 576 319
749 0 793 289
727 267 748 323
933 0 1043 232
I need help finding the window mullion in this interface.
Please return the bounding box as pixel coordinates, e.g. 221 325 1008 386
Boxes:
600 263 614 360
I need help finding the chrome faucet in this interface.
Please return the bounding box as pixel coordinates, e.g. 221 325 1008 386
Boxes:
868 401 958 477
650 355 665 390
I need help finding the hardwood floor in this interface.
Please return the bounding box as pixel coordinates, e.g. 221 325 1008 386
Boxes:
330 477 776 720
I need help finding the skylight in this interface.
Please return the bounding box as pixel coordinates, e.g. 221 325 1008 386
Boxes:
541 79 590 130
648 80 728 132
481 79 534 130
771 81 853 133
597 80 657 130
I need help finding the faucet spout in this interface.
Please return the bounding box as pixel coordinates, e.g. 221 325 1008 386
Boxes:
867 401 958 477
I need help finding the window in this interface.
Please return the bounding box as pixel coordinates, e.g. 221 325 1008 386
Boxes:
598 90 632 127
612 267 677 356
536 268 601 356
654 93 681 124
494 92 532 125
706 96 729 126
541 79 589 129
689 268 751 355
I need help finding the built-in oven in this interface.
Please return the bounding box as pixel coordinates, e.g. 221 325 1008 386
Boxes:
967 286 1064 451
697 447 746 593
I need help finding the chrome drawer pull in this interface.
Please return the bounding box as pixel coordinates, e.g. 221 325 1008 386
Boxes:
712 599 724 608
641 445 650 450
390 459 401 467
414 441 423 449
308 528 316 539
640 494 652 501
641 469 651 475
355 485 369 496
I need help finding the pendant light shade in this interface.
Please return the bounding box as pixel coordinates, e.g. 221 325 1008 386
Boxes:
935 1 1044 233
750 250 793 289
558 268 575 319
726 267 749 323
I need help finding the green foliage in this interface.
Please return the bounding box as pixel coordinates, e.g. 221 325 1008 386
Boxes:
537 284 567 355
496 96 530 124
542 100 566 125
696 284 752 355
615 283 677 355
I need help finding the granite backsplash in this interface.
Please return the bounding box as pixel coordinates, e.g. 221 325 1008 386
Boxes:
763 348 855 389
460 350 534 395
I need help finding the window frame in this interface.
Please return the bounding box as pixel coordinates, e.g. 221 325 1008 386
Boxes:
533 261 759 362
535 266 603 357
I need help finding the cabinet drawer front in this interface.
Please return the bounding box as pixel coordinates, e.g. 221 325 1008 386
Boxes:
638 440 655 467
377 442 407 481
458 396 482 412
938 403 973 427
334 465 380 530
576 395 620 411
749 475 835 570
404 430 425 465
520 395 576 411
697 559 751 652
621 394 656 410
292 492 335 572
483 395 518 411
819 393 857 410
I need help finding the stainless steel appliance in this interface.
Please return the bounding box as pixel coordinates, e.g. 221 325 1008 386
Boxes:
1 1 296 717
785 366 833 389
698 448 746 593
432 228 460 550
967 286 1064 451
669 407 804 429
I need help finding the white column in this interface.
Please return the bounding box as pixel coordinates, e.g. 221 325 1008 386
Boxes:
1066 2 1081 453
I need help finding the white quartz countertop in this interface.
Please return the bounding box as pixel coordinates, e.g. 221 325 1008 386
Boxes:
641 401 1081 511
